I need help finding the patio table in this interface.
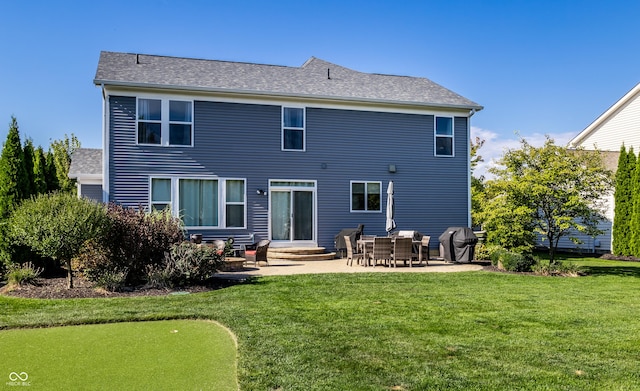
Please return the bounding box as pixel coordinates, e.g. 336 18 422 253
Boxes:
357 236 424 267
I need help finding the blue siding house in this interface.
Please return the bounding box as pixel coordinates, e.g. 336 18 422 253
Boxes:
91 51 482 250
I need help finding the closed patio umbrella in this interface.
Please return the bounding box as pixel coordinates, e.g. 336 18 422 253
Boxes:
386 181 396 233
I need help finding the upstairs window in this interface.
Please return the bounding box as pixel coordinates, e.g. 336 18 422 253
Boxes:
169 100 193 146
351 181 381 212
435 116 454 157
138 99 162 145
282 107 305 151
138 98 193 146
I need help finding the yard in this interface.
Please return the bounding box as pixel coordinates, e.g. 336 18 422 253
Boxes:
1 257 639 390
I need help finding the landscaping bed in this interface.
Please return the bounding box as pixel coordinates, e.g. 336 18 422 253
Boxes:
0 276 233 299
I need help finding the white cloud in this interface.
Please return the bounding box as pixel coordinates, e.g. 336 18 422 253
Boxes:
471 127 576 179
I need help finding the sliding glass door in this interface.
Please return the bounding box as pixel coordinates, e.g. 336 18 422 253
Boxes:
270 181 316 245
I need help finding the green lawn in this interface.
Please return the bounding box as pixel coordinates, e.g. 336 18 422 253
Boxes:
2 260 640 390
0 320 237 391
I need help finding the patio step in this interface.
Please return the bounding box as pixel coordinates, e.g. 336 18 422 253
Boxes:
268 247 337 261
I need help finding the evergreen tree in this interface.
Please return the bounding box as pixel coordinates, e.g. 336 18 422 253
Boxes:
613 146 630 255
32 146 47 195
631 152 640 257
44 148 59 192
22 139 36 198
0 117 29 218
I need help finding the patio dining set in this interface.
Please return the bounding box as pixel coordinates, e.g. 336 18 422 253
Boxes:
344 231 431 268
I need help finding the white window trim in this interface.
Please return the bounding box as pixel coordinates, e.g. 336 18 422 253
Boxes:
149 176 246 229
434 116 455 157
350 180 382 213
281 106 306 152
137 97 194 147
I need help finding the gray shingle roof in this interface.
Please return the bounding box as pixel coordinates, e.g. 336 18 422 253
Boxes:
69 148 102 177
94 51 482 111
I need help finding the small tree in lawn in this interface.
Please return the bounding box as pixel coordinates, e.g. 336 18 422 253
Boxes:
8 192 110 288
613 145 635 256
484 137 613 264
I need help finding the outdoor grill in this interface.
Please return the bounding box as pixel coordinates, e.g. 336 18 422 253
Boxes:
438 227 478 263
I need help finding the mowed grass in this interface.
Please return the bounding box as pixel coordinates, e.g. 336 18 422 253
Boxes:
2 260 640 390
0 319 237 391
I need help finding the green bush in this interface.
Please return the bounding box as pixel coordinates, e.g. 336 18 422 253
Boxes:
488 245 509 266
495 250 537 272
6 262 43 286
148 242 223 288
475 243 506 262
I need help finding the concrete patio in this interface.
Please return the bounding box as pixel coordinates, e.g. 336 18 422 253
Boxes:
216 257 484 280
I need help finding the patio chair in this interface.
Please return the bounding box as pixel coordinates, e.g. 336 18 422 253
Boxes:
371 237 393 267
420 236 431 265
392 237 413 267
344 235 364 266
243 239 271 266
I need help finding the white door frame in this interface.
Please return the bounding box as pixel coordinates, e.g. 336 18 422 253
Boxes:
268 179 317 248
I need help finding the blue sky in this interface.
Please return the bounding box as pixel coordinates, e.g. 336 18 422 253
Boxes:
1 0 639 176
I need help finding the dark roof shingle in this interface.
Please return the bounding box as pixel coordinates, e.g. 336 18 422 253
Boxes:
69 148 102 177
94 51 482 111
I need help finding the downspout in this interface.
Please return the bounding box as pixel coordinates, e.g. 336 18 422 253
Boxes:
467 109 476 228
101 84 109 203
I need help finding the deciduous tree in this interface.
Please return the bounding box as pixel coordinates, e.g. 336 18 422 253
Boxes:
8 192 109 288
50 134 80 193
482 137 613 263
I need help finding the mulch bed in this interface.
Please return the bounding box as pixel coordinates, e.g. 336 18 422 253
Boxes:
0 276 234 300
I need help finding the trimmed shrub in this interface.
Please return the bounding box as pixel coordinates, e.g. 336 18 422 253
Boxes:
496 250 537 272
148 242 223 288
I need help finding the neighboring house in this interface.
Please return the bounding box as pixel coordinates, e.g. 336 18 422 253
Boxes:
68 147 103 202
87 51 482 250
565 82 640 252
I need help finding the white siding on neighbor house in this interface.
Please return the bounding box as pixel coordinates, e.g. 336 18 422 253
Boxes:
579 92 640 152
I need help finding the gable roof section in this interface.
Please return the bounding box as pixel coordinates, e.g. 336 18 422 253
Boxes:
569 81 640 149
94 51 482 111
68 148 102 179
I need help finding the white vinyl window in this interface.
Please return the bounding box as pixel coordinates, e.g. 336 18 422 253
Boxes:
138 98 193 146
150 178 171 211
350 181 381 212
435 116 454 157
150 177 246 228
282 107 305 151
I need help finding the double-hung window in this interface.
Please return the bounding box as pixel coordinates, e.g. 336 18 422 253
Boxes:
150 177 246 228
282 107 305 151
350 181 381 212
151 178 172 211
434 116 454 157
138 98 193 146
